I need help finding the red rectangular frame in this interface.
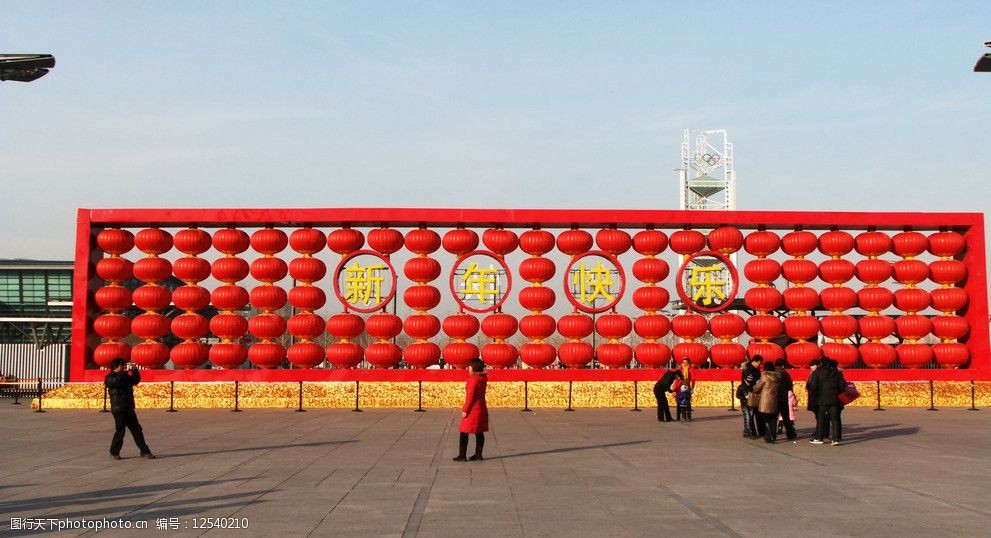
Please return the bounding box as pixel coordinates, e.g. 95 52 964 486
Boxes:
71 208 989 383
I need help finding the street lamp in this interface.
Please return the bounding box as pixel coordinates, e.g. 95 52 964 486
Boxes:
975 41 991 72
0 54 55 82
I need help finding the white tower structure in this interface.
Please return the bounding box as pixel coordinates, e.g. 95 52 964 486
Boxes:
678 129 735 211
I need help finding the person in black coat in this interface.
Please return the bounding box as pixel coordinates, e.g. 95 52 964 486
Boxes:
805 359 821 439
807 357 846 445
653 369 683 422
105 358 154 459
739 356 763 438
774 358 797 440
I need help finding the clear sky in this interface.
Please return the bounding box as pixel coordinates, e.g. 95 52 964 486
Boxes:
2 2 989 261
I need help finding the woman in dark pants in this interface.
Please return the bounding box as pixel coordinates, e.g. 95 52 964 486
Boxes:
454 358 488 461
653 369 683 422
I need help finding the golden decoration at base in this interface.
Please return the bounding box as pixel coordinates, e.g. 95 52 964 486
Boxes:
31 381 991 410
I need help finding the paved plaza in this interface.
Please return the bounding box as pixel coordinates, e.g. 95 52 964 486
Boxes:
1 401 989 537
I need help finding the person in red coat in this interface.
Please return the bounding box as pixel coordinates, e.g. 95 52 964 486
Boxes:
454 358 488 462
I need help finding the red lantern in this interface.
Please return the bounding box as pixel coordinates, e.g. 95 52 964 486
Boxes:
596 313 632 340
250 285 288 311
744 287 782 312
895 315 931 341
172 285 210 311
930 287 968 313
710 343 746 368
822 342 858 368
781 230 817 257
250 257 288 283
173 257 211 283
289 228 326 255
326 313 365 339
707 226 743 254
212 228 250 254
634 314 671 340
209 343 247 369
327 228 365 255
633 230 668 256
632 258 670 283
133 257 172 283
364 342 402 368
443 342 479 369
931 315 969 341
368 228 404 255
858 315 895 340
744 259 781 284
442 313 479 340
781 259 818 284
212 257 249 283
671 313 707 340
784 315 819 340
211 285 249 311
443 228 480 255
286 342 326 368
96 257 133 282
289 257 327 283
632 287 670 312
817 230 854 257
672 342 708 366
519 257 556 283
131 313 170 339
248 313 287 340
403 285 441 311
481 313 518 339
859 342 896 368
403 314 441 339
93 342 130 368
785 342 820 368
365 313 403 339
405 228 441 255
933 343 969 368
97 229 134 255
519 314 556 340
855 231 892 257
746 314 782 340
403 257 442 283
134 228 173 255
404 342 441 368
481 342 518 368
896 344 933 369
251 228 288 255
892 260 929 285
95 287 132 312
131 342 170 369
894 288 930 313
248 342 286 369
557 229 593 256
558 313 594 339
288 286 327 311
744 230 780 257
709 313 745 340
325 342 365 368
174 228 212 255
820 314 857 339
857 287 894 312
929 260 966 285
520 342 557 368
783 287 818 312
288 312 326 340
482 228 519 255
597 343 633 368
855 259 892 285
818 259 855 285
520 284 554 312
171 342 208 369
669 229 706 255
171 313 209 340
94 314 131 340
747 342 784 362
635 342 672 368
892 231 928 258
595 228 632 255
820 287 857 312
209 313 248 340
558 341 593 367
928 231 965 258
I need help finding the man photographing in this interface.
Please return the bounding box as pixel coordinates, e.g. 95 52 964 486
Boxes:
105 358 155 460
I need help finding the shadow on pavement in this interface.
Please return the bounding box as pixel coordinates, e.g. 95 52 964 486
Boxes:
165 439 357 458
487 440 649 460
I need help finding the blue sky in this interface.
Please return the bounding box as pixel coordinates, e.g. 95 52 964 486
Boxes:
2 2 989 260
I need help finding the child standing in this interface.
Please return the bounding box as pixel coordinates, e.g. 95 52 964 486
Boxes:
675 383 693 422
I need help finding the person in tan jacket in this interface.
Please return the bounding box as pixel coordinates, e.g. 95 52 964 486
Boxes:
751 361 782 443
